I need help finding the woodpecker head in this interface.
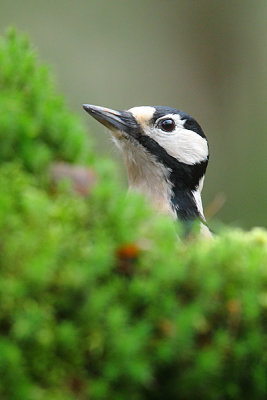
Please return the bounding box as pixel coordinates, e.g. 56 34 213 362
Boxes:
83 104 211 236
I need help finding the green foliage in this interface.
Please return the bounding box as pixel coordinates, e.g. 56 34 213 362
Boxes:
0 29 267 400
0 28 92 173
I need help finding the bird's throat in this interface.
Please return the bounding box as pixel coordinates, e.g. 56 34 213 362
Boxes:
120 138 211 235
125 151 204 223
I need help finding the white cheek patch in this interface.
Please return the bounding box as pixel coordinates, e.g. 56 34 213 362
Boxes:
160 129 208 164
128 106 155 130
145 114 208 165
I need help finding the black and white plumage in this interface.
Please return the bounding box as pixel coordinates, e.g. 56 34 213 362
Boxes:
83 104 211 237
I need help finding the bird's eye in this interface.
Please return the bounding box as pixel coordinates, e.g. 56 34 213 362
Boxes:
158 118 175 132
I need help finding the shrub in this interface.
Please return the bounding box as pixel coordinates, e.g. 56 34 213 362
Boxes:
0 28 92 173
0 29 267 400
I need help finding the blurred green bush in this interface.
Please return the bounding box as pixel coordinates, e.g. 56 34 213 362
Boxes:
0 29 267 400
0 28 92 172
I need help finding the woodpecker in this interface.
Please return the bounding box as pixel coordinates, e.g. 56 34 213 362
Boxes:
83 104 212 237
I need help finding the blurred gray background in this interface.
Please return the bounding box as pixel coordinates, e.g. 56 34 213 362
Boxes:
0 0 266 229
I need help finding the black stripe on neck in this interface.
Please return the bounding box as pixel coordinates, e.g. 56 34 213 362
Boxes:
134 134 208 223
171 189 199 221
136 134 208 191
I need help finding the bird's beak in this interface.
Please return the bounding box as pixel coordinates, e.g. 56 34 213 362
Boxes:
83 104 138 136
